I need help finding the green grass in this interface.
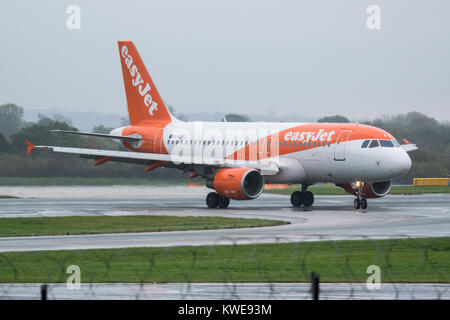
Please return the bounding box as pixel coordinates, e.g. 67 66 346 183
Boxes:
388 185 450 195
1 177 448 195
264 185 450 195
0 195 18 199
0 215 287 237
0 237 449 283
0 177 202 186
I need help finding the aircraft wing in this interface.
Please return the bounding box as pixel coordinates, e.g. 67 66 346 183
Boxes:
400 144 418 152
25 142 279 175
400 138 418 152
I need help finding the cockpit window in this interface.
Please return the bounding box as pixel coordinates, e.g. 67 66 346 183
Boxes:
369 139 379 148
379 140 394 147
361 140 370 148
392 139 400 147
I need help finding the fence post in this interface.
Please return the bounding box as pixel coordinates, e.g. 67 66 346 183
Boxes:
41 284 47 300
311 272 320 300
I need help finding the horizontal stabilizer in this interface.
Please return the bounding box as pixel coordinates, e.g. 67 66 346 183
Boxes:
52 130 141 142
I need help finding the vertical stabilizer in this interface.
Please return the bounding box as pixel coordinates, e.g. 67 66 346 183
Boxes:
118 41 172 125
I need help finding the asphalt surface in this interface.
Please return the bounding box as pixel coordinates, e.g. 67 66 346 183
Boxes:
1 283 449 300
0 186 449 252
0 186 449 300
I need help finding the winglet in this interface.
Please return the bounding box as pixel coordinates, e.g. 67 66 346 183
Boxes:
25 140 35 155
400 138 418 152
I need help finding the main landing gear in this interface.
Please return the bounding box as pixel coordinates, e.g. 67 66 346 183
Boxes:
290 184 314 207
206 192 230 209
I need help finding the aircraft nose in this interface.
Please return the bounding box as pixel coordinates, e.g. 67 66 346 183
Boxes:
394 149 412 177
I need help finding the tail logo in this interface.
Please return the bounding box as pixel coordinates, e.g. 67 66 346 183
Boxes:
121 45 158 116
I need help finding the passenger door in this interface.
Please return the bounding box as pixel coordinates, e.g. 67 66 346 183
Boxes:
334 130 352 161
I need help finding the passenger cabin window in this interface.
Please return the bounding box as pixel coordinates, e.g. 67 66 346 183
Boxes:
361 140 370 148
369 140 379 148
379 140 394 147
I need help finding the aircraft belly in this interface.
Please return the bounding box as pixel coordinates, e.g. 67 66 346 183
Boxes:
265 157 307 183
295 148 332 183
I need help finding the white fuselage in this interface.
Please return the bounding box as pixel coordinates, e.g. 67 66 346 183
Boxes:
146 121 412 184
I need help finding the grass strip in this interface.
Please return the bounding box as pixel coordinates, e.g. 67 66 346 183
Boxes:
0 215 287 237
0 237 449 283
1 178 448 195
264 185 450 195
0 177 200 186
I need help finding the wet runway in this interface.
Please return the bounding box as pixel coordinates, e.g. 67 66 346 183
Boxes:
2 283 449 300
0 186 449 252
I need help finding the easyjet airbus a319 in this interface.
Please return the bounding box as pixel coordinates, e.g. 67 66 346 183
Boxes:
26 41 417 209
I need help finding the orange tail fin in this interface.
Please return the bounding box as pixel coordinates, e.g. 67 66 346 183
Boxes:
118 41 172 125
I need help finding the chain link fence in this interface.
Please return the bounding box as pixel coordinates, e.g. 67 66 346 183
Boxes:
1 235 449 299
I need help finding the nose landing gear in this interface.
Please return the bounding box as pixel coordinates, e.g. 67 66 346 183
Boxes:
354 198 368 209
290 184 314 207
353 184 368 209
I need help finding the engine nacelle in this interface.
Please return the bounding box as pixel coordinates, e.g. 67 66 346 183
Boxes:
337 180 392 198
206 168 265 200
362 180 392 198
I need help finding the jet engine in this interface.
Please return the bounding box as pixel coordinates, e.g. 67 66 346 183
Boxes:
206 168 265 200
337 180 392 198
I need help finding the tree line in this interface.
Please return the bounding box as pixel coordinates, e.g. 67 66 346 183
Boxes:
0 104 448 183
317 113 449 183
0 104 185 179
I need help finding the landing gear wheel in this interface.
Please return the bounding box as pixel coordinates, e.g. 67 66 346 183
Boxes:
303 191 314 207
360 198 367 209
218 196 230 209
206 192 220 208
290 191 303 207
354 198 361 209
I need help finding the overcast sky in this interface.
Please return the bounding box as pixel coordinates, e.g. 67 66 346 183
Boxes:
1 0 449 121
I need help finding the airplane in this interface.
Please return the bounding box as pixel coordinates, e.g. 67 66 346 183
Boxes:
25 41 417 209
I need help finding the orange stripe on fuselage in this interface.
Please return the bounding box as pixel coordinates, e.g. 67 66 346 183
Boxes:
119 123 393 161
225 123 394 161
